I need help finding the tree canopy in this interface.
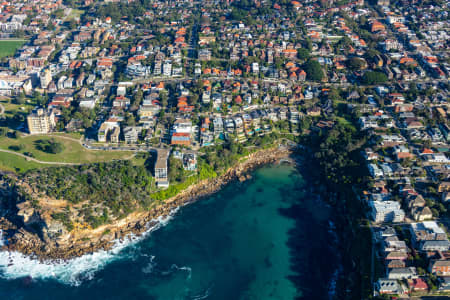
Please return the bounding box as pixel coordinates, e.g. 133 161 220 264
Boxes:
34 139 64 154
297 48 310 60
361 71 388 85
347 57 366 71
304 60 324 81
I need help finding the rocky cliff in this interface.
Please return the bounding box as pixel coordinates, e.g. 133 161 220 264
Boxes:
0 146 293 260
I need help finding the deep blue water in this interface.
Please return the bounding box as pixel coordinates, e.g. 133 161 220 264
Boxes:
0 164 339 300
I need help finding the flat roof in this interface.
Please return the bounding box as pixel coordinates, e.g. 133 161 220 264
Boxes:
155 148 169 169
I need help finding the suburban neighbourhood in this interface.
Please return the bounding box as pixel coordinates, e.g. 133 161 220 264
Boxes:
0 0 448 298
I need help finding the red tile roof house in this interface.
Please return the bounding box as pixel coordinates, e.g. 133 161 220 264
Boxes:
429 259 450 276
97 58 113 69
408 278 428 292
282 49 297 59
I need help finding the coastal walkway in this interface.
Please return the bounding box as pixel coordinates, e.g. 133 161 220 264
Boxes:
0 149 81 165
0 148 137 166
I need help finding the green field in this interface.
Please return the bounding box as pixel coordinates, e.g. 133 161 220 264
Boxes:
0 97 35 118
0 152 43 173
0 40 26 58
0 133 134 173
68 9 84 20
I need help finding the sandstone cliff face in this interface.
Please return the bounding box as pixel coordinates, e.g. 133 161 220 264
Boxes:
0 147 292 260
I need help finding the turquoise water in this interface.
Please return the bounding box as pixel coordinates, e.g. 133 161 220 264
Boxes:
0 164 339 299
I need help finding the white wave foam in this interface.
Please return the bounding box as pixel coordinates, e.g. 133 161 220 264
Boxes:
0 211 177 286
171 264 192 280
190 287 211 300
141 255 156 274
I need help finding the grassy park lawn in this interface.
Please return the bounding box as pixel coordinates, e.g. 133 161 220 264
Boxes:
0 133 132 170
131 153 149 167
69 9 84 18
0 40 26 58
0 152 43 173
336 116 352 126
0 97 35 118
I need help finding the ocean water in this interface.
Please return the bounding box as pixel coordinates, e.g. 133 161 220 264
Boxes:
0 164 339 300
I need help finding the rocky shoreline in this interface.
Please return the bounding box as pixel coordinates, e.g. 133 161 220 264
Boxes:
1 146 294 261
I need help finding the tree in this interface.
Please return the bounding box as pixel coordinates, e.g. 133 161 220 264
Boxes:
134 89 143 103
125 113 136 126
190 94 199 106
47 22 55 31
328 88 342 101
297 48 310 60
365 49 380 60
32 90 46 106
304 60 324 81
52 9 65 19
361 71 388 85
131 89 143 111
68 19 77 30
230 7 248 21
8 144 24 151
15 91 26 104
10 131 18 139
160 90 168 108
347 57 366 71
35 138 64 154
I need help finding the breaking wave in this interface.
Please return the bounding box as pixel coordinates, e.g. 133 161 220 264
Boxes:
141 255 156 274
190 286 212 300
171 264 192 280
0 212 177 286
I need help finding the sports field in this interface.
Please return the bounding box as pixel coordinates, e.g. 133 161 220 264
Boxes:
0 40 26 58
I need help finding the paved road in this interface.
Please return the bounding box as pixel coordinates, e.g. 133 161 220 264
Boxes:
130 75 447 89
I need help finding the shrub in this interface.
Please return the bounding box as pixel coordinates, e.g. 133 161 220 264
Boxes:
23 152 33 157
8 144 24 151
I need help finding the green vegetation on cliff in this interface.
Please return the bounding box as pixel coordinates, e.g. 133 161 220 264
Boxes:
23 160 156 220
153 132 287 201
305 117 373 299
12 132 293 229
